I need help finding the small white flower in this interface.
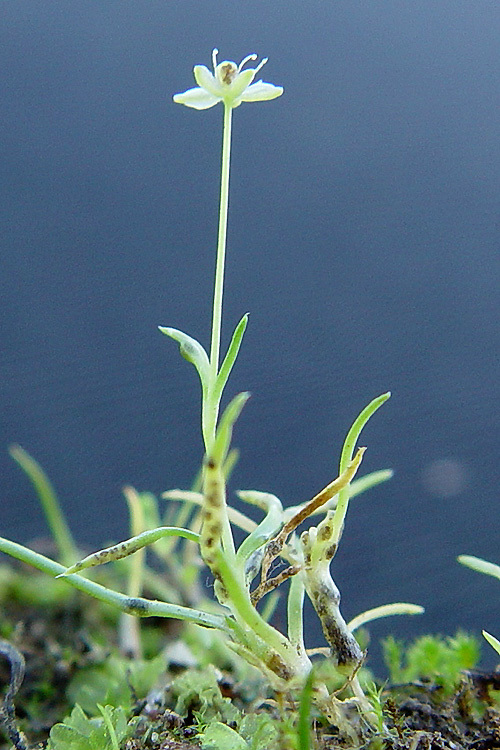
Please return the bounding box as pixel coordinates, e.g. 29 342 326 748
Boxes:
173 49 283 110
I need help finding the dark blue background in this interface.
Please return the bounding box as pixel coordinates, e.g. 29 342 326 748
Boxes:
1 1 499 666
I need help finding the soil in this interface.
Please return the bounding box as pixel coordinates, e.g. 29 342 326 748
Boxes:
1 587 500 749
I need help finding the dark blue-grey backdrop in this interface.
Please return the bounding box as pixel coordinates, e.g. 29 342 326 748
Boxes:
1 1 499 669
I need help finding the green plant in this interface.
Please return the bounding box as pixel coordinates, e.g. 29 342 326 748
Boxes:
0 49 423 738
297 668 315 750
46 704 130 750
382 631 479 692
9 445 78 568
458 555 500 656
363 682 387 737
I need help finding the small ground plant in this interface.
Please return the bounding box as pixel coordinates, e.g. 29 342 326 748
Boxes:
0 50 428 746
458 555 500 656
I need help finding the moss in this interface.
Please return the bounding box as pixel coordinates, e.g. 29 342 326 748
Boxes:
1 581 500 750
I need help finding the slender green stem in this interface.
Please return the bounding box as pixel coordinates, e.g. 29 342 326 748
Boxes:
121 486 146 658
204 103 233 448
0 537 225 630
210 103 232 378
287 574 307 660
123 486 146 599
297 669 314 750
215 550 300 668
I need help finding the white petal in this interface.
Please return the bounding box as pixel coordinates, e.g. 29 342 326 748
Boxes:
193 65 224 97
173 87 220 110
240 81 284 102
227 68 256 99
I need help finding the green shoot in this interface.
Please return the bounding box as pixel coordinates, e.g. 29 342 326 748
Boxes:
9 444 78 566
458 554 500 657
96 705 121 750
482 630 500 656
297 668 315 750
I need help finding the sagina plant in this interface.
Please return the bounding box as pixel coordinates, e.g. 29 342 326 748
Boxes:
0 50 423 736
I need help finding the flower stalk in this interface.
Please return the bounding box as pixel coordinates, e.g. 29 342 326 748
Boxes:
165 50 283 451
204 103 233 448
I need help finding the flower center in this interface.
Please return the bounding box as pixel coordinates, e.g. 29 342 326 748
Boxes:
211 49 267 89
218 62 238 85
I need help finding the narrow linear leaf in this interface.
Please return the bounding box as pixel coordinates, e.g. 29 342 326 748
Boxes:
330 392 390 548
58 526 200 576
482 630 500 657
236 491 283 563
348 603 424 632
222 447 240 482
297 669 314 750
159 327 210 392
339 392 391 473
96 705 122 750
214 313 248 400
350 468 393 498
210 392 250 465
9 444 77 566
162 490 257 534
458 555 500 581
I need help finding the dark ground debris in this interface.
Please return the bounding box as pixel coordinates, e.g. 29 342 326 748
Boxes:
2 596 500 750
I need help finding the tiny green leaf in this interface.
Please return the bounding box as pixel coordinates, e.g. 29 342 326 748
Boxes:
47 704 129 750
339 392 391 473
201 722 249 750
329 392 390 548
239 713 279 749
482 630 500 656
214 313 248 401
57 526 200 576
159 326 210 393
297 669 315 750
96 705 121 750
210 392 250 465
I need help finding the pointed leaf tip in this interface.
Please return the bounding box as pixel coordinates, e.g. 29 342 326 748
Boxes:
159 326 210 391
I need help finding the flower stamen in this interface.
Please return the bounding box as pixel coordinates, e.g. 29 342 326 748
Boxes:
238 53 258 72
253 57 268 76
